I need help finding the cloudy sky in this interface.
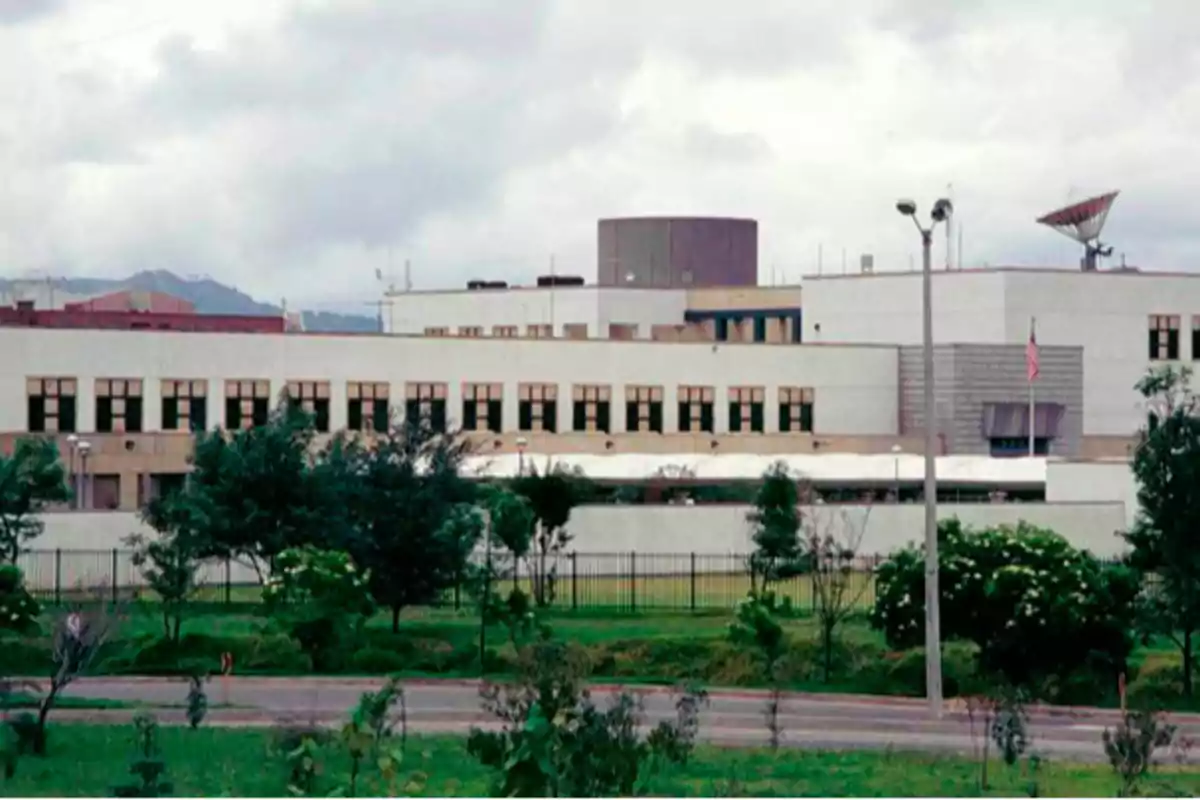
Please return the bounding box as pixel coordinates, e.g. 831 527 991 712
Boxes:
1 0 1197 311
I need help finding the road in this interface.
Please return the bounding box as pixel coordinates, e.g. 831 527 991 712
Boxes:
23 676 1200 763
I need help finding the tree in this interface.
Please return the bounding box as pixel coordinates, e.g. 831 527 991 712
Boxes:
321 417 480 632
872 519 1139 696
0 438 70 563
745 461 803 598
728 597 788 748
473 485 540 649
0 565 39 636
128 494 205 643
510 462 591 608
803 504 873 683
169 399 335 580
1124 364 1200 697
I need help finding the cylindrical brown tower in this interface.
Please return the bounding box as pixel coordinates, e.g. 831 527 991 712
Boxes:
597 217 758 288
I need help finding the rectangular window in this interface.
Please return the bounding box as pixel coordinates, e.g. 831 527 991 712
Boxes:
526 324 553 339
225 380 271 430
95 378 144 433
1191 316 1200 362
287 381 332 432
572 384 611 433
161 380 208 432
715 318 729 342
625 385 663 433
348 382 390 433
424 326 449 337
405 382 447 432
677 385 715 433
492 325 518 338
563 323 588 340
728 386 765 433
518 383 558 432
753 316 767 343
779 387 815 433
458 326 483 338
26 377 77 433
462 383 503 433
1150 314 1180 360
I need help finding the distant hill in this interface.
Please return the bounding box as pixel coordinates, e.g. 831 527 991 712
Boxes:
0 270 378 332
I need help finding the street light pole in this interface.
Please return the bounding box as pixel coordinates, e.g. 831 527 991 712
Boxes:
897 196 952 719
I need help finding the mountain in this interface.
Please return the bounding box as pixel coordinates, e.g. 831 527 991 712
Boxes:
0 270 379 332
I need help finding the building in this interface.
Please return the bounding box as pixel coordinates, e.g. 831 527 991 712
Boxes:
0 300 286 334
596 216 758 288
801 267 1200 457
65 289 195 314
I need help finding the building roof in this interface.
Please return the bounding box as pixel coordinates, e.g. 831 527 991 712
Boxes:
463 453 1047 484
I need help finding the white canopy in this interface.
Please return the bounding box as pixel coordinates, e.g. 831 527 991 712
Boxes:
462 453 1047 485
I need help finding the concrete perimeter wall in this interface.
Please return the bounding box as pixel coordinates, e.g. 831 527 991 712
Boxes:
19 501 1128 591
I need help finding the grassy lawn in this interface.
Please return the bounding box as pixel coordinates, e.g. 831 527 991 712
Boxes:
5 724 1198 797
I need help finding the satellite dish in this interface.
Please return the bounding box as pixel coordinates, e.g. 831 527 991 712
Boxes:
1036 190 1119 272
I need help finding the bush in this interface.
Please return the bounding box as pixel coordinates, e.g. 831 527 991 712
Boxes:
263 547 374 671
860 642 983 697
347 647 409 674
0 566 40 636
871 519 1139 691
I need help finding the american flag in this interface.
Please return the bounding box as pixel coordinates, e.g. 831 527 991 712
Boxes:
1026 319 1040 382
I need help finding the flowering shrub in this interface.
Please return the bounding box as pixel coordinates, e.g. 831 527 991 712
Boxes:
263 547 374 668
870 520 1139 692
0 564 40 635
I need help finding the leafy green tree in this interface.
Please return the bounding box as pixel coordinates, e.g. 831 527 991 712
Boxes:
1124 364 1200 697
728 597 788 748
127 496 205 643
510 462 591 607
745 461 803 597
872 520 1138 696
320 418 480 632
0 438 70 563
168 400 334 579
473 486 539 648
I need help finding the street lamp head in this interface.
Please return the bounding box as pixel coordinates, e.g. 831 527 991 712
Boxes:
891 444 903 453
515 436 528 450
931 198 954 223
66 434 78 444
77 440 91 453
896 198 918 217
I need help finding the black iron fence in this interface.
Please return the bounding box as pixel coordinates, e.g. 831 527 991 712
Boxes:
16 549 887 613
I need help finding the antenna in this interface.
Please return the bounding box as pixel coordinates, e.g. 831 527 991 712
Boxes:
1036 190 1120 272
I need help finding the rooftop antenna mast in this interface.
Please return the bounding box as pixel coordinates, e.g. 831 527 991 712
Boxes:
1035 190 1120 272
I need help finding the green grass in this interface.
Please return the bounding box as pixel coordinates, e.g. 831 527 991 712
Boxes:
0 693 134 711
5 725 1200 797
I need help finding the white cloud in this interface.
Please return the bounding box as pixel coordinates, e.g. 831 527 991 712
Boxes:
0 0 1197 308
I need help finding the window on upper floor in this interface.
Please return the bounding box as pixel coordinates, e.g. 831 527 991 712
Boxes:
458 326 483 338
572 384 611 433
492 325 518 338
625 385 663 433
518 383 558 432
405 382 447 433
677 385 714 433
463 383 503 433
424 326 449 337
161 379 208 432
779 387 815 433
96 378 144 433
563 323 588 340
348 382 390 433
27 377 77 433
527 324 553 339
225 379 271 429
753 316 767 343
287 381 331 433
728 386 765 433
1149 314 1180 360
1192 317 1200 362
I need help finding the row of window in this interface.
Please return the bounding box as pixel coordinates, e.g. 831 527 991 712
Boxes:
25 377 817 436
424 323 622 339
1148 314 1200 361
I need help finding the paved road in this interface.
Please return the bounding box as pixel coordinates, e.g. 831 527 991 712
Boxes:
24 676 1200 762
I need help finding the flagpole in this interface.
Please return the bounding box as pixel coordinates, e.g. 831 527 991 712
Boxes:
1028 316 1036 457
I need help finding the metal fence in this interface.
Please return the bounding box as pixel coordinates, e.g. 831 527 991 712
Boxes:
16 549 885 613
